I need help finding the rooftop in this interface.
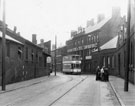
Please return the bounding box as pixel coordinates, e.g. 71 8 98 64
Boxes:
100 35 118 50
0 32 24 45
85 17 111 34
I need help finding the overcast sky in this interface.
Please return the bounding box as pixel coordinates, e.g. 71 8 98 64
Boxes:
2 0 127 47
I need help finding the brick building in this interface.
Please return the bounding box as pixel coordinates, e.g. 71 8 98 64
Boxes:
66 7 123 74
0 21 51 84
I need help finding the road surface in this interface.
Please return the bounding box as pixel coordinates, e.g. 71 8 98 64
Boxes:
0 73 120 106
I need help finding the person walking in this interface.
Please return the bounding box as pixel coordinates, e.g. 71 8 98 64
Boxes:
100 66 105 81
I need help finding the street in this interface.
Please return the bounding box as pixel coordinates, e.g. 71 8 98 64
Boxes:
0 73 120 106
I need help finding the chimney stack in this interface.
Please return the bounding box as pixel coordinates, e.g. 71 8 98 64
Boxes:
40 39 44 44
13 26 17 33
112 6 121 18
78 26 83 33
17 32 20 36
97 14 105 23
86 18 94 27
32 34 37 44
71 30 77 38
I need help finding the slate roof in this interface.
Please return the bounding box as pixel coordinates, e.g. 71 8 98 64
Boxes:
100 35 118 50
85 17 111 34
0 32 24 45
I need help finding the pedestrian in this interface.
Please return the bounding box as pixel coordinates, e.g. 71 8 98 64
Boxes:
100 66 105 81
104 67 109 81
96 66 100 81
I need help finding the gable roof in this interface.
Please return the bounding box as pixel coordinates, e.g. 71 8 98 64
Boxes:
85 17 111 34
100 35 118 50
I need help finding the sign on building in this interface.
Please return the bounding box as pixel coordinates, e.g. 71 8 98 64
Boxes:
47 57 51 63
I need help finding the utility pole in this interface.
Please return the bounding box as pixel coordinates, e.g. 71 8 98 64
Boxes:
54 35 57 76
124 0 131 92
2 0 6 91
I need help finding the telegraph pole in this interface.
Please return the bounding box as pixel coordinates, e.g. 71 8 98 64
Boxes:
124 0 131 92
2 0 6 91
54 35 57 76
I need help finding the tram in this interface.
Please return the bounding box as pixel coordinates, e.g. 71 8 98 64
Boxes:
62 54 81 74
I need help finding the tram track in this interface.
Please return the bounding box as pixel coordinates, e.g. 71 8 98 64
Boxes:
48 75 88 106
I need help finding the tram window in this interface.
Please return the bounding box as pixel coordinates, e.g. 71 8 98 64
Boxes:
76 64 80 68
71 64 73 69
63 64 71 69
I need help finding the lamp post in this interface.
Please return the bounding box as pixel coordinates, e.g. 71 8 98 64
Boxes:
1 0 6 91
54 35 57 76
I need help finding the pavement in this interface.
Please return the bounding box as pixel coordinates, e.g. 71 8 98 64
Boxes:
109 76 135 106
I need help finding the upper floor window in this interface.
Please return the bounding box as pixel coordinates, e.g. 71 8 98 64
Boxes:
26 47 28 59
36 52 38 62
93 36 95 42
89 37 91 43
31 49 34 62
82 39 84 44
18 47 22 59
97 35 99 42
92 36 94 43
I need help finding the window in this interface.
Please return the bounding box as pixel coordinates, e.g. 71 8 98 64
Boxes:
107 56 110 66
82 39 84 44
89 37 91 42
92 37 94 43
36 53 38 62
26 47 28 59
93 36 95 42
18 47 22 59
31 50 34 62
97 35 99 42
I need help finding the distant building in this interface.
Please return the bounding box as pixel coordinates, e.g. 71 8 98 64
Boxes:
38 39 51 55
51 46 67 72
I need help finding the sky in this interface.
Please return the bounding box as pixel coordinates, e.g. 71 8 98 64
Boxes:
1 0 128 47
